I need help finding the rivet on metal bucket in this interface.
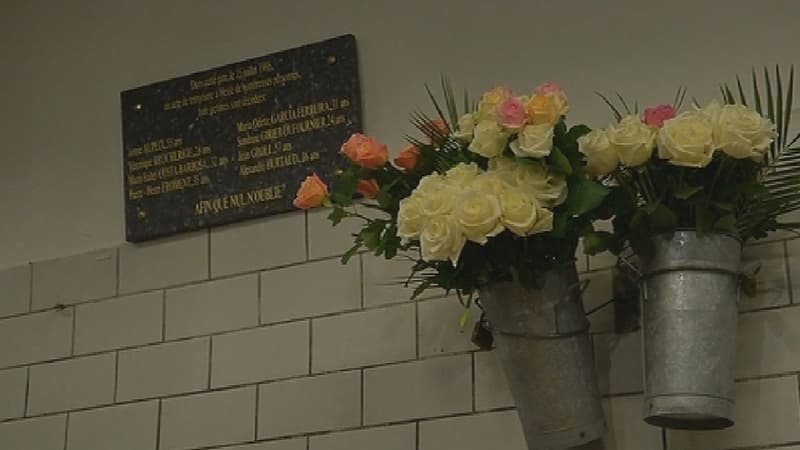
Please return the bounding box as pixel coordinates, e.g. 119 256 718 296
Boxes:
640 231 741 430
480 264 607 449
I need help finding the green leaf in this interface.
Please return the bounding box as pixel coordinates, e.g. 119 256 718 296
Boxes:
674 185 703 200
714 213 736 233
595 92 623 121
696 207 715 233
341 242 362 264
565 178 610 215
458 307 472 330
648 204 678 230
360 228 381 250
550 147 573 175
552 213 569 238
752 67 763 115
328 206 347 226
583 231 613 255
411 279 434 300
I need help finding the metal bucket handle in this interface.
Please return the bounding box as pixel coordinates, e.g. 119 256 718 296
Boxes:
482 280 591 340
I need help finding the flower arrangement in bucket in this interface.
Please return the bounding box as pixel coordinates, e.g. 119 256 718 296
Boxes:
295 80 612 449
582 66 800 430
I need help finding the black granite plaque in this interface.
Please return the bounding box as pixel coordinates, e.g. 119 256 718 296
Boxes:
121 34 362 242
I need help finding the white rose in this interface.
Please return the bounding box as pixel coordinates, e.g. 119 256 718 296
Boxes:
397 196 424 243
455 189 504 244
419 184 458 217
471 171 512 197
488 156 517 173
499 189 539 236
608 115 655 167
469 120 509 159
657 111 715 168
530 207 554 234
445 162 481 186
510 123 554 158
454 113 476 141
420 215 467 266
513 162 568 207
715 104 776 160
415 173 447 194
578 128 619 176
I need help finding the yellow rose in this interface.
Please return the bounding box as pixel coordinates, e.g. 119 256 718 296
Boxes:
526 94 563 125
455 189 504 244
578 128 619 176
476 85 512 121
469 120 509 159
607 115 655 167
499 189 539 236
454 113 476 141
397 196 424 243
445 162 481 187
513 162 568 207
714 104 776 160
657 112 715 168
510 123 554 158
488 156 517 173
420 215 466 266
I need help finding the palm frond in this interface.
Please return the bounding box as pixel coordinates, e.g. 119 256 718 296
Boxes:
596 92 623 121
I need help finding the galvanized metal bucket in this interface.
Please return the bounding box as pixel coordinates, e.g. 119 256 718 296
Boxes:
640 231 742 430
480 264 607 450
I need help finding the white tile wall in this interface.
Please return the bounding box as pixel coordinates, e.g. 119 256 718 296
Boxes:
307 208 363 260
27 353 116 415
66 400 159 450
5 214 800 450
165 274 259 340
0 264 30 318
31 248 116 310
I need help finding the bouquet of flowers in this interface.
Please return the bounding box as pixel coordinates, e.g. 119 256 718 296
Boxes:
293 81 610 302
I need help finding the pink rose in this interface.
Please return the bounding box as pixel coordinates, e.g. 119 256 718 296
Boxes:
497 97 528 131
534 82 564 96
644 104 677 128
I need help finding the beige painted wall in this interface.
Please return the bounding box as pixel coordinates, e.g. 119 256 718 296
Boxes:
1 0 798 268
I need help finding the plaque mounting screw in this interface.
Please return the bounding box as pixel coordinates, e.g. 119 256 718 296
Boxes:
137 210 147 220
327 55 337 65
134 104 143 111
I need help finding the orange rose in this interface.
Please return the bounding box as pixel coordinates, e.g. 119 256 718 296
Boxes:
357 179 380 199
394 144 420 170
341 133 389 169
526 94 561 125
293 173 328 209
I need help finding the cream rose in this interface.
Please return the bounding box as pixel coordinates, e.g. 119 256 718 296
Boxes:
419 184 458 217
578 128 619 176
445 163 481 186
512 163 568 207
657 112 715 168
530 207 554 234
455 190 504 244
454 113 476 141
396 196 424 243
415 173 447 194
499 189 539 236
420 215 466 266
471 172 512 197
715 104 776 160
607 115 655 167
510 123 554 158
469 120 509 159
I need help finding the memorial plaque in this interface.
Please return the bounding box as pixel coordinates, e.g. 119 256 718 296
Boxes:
121 34 361 242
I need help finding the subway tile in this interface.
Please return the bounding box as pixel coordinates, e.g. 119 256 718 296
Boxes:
118 231 208 294
593 331 644 395
0 415 67 450
160 386 256 450
307 207 363 259
117 337 209 401
0 368 27 420
215 439 307 450
474 350 514 410
260 258 360 323
74 291 163 354
165 274 258 340
786 238 800 303
668 376 800 449
31 249 116 310
417 297 479 357
310 423 415 450
737 306 800 378
580 270 615 333
419 410 527 450
600 395 661 450
361 255 415 307
741 242 789 311
211 321 309 388
312 303 415 372
27 353 115 415
363 354 472 424
0 309 72 368
0 264 30 318
66 400 158 450
258 371 360 439
210 213 306 277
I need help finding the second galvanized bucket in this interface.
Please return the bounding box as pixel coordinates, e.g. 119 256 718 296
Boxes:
480 264 606 450
640 231 742 430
